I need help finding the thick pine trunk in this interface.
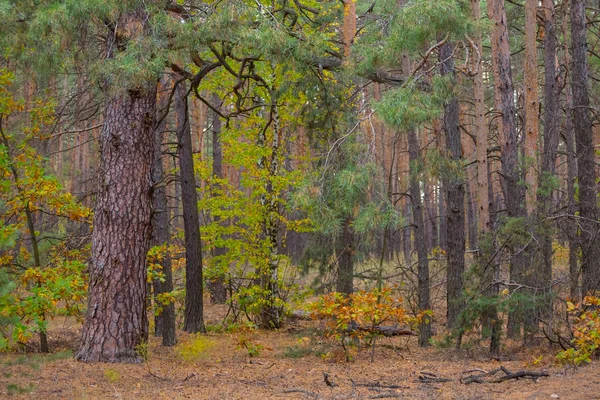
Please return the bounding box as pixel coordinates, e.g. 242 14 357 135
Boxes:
176 82 206 334
76 89 156 363
571 0 600 294
440 42 465 331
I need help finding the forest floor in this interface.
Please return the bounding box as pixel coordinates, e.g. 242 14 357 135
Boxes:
1 305 599 400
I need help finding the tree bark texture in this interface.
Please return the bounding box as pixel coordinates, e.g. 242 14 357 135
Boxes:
440 41 466 331
76 89 157 363
571 0 600 294
176 81 206 334
76 6 157 363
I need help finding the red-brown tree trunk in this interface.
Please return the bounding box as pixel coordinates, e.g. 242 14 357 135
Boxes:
440 41 466 331
76 7 157 363
571 0 600 293
176 81 206 334
76 89 157 363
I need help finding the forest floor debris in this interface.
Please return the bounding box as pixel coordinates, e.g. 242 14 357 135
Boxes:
0 309 597 399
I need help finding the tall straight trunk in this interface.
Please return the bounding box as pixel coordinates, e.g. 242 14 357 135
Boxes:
535 0 558 324
524 0 540 214
472 0 489 235
561 0 580 299
209 93 227 304
76 8 156 363
571 0 600 293
151 75 176 346
408 128 431 346
258 99 283 328
440 41 466 331
487 0 526 338
177 81 206 334
402 44 431 345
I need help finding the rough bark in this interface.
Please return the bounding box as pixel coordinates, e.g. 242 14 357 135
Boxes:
75 7 157 362
76 88 156 363
440 41 466 331
176 81 206 334
151 75 176 346
571 0 600 294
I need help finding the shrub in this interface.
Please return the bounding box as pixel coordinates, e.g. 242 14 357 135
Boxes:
556 296 600 365
308 286 416 361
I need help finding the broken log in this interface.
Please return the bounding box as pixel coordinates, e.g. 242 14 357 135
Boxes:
460 366 549 384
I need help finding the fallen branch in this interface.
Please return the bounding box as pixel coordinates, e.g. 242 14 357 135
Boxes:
417 371 453 383
461 366 549 384
350 379 407 389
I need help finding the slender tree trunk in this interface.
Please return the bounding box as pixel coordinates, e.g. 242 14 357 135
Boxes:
177 81 206 334
535 0 558 327
408 128 431 347
487 0 526 339
524 0 540 214
151 74 176 346
571 0 600 294
472 0 489 236
440 42 466 331
561 0 580 300
209 93 227 304
258 98 283 328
